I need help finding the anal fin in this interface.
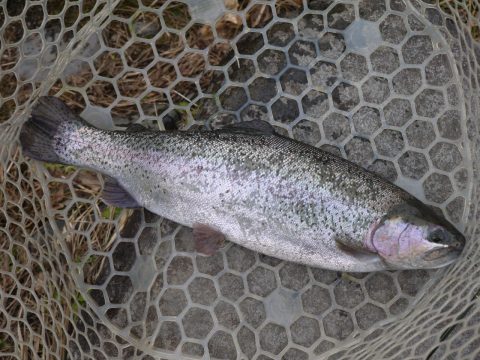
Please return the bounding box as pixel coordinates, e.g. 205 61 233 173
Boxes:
193 223 225 256
102 176 141 208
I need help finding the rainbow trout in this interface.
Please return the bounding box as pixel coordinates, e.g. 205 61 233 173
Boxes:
20 96 465 271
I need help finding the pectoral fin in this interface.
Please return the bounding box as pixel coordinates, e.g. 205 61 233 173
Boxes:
193 223 225 256
102 176 141 208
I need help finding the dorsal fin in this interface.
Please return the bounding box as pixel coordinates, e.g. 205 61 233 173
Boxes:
222 120 276 135
126 123 148 132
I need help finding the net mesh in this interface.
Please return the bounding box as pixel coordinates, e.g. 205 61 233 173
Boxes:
0 0 479 359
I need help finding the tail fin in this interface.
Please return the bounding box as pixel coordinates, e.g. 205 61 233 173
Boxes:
19 96 89 164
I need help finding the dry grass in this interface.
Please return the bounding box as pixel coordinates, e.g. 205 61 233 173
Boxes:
3 0 479 358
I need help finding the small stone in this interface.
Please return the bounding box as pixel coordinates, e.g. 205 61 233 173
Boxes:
196 252 224 276
314 340 335 355
291 316 321 347
310 268 339 284
288 40 317 66
398 151 429 180
397 270 431 297
258 49 287 76
282 348 308 360
406 120 436 149
106 308 128 329
219 273 245 301
390 297 409 315
241 104 269 123
188 277 218 305
259 254 283 267
374 129 405 157
408 14 425 31
390 0 406 11
182 342 204 357
310 61 338 88
415 89 445 118
323 310 354 340
359 0 387 21
361 76 390 104
454 168 469 191
426 7 443 25
214 301 240 330
423 173 454 204
446 197 465 223
249 77 278 102
166 256 193 285
302 90 329 117
323 112 351 142
302 285 332 315
384 98 412 127
208 331 237 360
370 46 400 74
226 244 256 272
272 96 300 124
292 119 322 146
426 54 453 86
175 226 195 252
154 321 181 351
320 144 342 157
318 32 346 60
392 68 422 95
368 159 398 182
237 32 264 55
106 275 133 304
429 142 463 172
355 303 387 330
159 288 188 316
247 266 277 297
438 110 462 140
279 263 310 291
138 227 159 256
280 68 308 95
327 4 355 30
380 14 407 44
352 106 381 136
240 297 267 328
259 323 288 355
298 14 324 38
308 0 334 10
334 279 364 308
182 307 214 339
340 53 368 82
130 292 147 322
238 326 257 359
112 242 136 271
332 83 360 111
365 273 397 304
219 87 248 112
267 22 295 47
402 35 434 64
345 137 374 166
228 58 255 82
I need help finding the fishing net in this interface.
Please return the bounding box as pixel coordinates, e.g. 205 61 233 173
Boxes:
0 0 479 358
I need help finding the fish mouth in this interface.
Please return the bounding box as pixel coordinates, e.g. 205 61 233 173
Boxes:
422 246 463 267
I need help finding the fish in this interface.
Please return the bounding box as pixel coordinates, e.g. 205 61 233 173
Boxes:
19 96 465 272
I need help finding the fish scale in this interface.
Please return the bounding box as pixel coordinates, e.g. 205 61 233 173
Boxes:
20 97 465 272
59 126 407 271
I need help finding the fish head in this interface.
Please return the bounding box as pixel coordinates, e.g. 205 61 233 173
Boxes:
368 203 465 269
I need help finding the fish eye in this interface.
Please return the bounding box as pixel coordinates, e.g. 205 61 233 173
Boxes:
428 229 447 244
